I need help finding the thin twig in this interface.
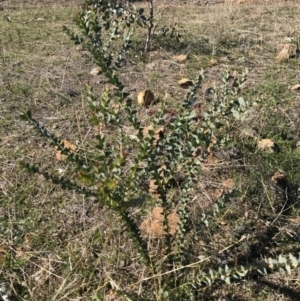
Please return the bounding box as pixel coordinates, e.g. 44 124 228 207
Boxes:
144 0 154 53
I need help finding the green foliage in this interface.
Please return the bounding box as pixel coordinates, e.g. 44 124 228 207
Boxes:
200 69 248 147
191 253 300 287
20 0 300 299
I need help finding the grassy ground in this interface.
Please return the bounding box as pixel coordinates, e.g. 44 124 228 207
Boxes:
1 0 300 300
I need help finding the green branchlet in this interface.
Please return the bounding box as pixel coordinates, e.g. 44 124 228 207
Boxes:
191 253 300 287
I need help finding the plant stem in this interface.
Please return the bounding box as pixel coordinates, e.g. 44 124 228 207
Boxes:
144 0 154 53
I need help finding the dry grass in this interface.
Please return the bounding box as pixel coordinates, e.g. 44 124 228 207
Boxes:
1 0 300 300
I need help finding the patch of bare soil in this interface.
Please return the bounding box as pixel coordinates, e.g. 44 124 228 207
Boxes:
224 0 271 3
0 0 83 9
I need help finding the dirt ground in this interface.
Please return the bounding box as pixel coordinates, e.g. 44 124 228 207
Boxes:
1 0 300 300
0 0 290 8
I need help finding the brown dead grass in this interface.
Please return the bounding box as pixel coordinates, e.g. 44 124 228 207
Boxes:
1 0 300 300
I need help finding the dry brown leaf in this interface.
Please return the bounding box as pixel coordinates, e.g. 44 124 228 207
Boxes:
172 54 187 63
192 146 207 159
250 44 262 54
222 179 235 189
212 189 224 200
142 125 154 137
90 67 101 75
15 246 31 260
62 140 77 151
276 43 297 61
56 145 72 161
137 90 155 106
104 83 118 91
257 139 275 151
288 217 300 224
55 139 77 161
205 153 220 164
210 58 218 66
275 43 286 53
146 61 157 70
111 103 121 110
24 233 36 245
31 260 54 285
140 207 179 236
142 126 164 144
105 290 119 301
75 45 83 51
200 152 220 172
158 164 167 177
232 70 239 78
178 78 193 89
149 179 158 194
55 151 64 161
271 171 285 183
98 123 103 135
291 84 300 91
149 51 159 58
152 207 164 220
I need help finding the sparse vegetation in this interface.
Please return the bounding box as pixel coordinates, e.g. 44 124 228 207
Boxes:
1 0 300 300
